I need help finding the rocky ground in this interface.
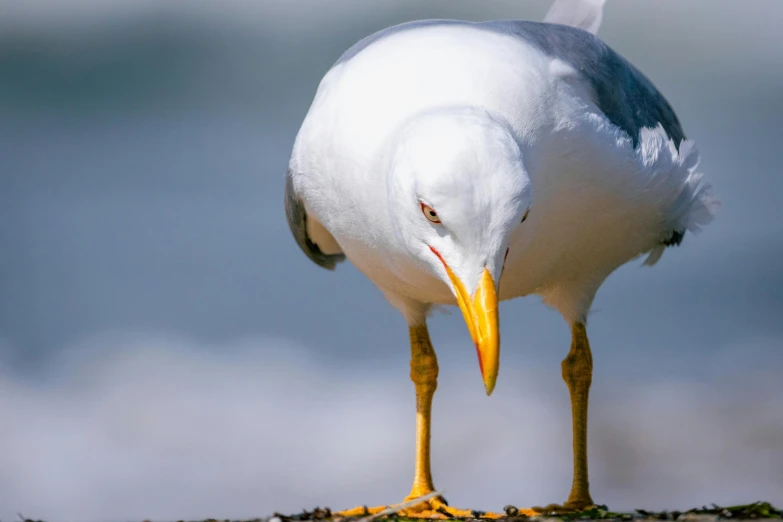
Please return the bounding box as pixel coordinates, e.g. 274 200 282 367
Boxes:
14 501 782 522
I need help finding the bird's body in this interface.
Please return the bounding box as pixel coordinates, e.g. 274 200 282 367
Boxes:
285 4 718 517
290 20 715 323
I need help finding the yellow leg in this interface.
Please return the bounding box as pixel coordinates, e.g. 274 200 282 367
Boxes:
406 323 439 501
531 322 596 514
561 322 595 510
337 324 515 519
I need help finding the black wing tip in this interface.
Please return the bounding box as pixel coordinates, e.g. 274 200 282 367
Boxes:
305 237 347 270
284 171 346 271
663 229 685 247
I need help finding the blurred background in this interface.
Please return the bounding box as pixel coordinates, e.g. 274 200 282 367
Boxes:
1 1 782 520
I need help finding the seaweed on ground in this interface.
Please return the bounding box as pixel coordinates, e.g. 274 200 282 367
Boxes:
268 501 782 522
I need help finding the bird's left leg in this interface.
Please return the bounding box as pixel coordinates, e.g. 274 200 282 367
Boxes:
532 322 596 514
561 322 595 510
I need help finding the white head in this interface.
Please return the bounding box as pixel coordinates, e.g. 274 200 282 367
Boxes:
387 107 532 394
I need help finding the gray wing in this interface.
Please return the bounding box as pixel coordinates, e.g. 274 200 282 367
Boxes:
497 20 686 148
284 170 346 270
504 21 689 250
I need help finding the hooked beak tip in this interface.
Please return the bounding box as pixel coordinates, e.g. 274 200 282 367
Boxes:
440 262 500 395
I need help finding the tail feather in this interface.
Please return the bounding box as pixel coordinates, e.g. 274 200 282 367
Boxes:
638 125 720 266
543 0 607 35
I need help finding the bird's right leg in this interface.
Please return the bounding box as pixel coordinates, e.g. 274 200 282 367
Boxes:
337 324 505 519
404 322 439 504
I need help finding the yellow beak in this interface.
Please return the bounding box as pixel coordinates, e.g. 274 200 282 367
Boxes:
443 265 500 395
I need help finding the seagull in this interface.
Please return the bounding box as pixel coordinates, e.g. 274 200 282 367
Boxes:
285 0 718 517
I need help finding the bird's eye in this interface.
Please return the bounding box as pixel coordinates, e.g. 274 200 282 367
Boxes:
521 209 530 223
420 203 441 224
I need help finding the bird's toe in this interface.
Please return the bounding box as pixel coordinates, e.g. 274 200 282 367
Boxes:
334 505 391 517
402 498 506 519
